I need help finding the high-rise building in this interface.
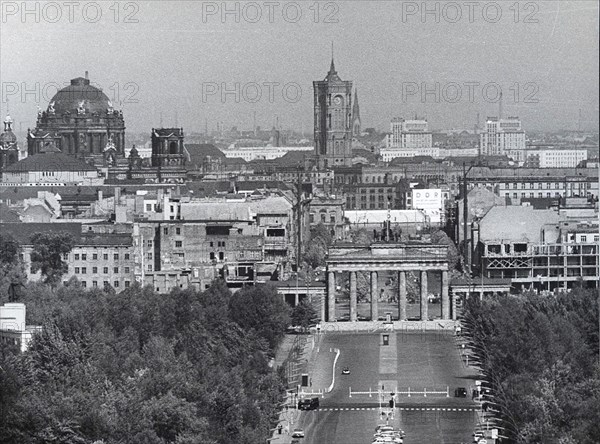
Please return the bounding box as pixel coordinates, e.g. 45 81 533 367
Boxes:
313 57 353 168
480 117 526 158
387 118 432 149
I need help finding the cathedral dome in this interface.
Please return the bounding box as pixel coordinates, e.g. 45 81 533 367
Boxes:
48 76 112 115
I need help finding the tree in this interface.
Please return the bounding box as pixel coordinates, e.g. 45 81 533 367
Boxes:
303 223 333 269
430 230 460 270
29 232 75 285
0 234 18 265
228 284 290 350
290 299 318 331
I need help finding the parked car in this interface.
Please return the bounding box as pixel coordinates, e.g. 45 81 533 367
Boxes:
455 387 468 398
342 366 350 375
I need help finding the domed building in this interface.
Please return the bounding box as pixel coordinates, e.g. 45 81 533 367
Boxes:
27 73 125 164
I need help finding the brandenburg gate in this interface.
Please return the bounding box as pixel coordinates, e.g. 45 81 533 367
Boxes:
325 243 452 322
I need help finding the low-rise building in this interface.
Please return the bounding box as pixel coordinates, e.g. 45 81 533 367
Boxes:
0 303 42 352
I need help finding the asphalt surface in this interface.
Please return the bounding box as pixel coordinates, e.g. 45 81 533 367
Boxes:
297 331 479 444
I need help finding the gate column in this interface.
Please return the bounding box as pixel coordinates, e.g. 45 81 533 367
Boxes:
398 271 407 321
350 271 357 322
370 271 378 321
327 271 336 322
441 270 450 320
420 271 428 321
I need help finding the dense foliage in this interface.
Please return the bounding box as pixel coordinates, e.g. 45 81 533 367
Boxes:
29 232 75 285
0 280 288 444
462 289 600 443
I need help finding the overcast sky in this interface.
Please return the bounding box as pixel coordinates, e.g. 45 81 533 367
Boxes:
1 1 598 135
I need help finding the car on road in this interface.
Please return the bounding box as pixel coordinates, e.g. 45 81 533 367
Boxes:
455 387 468 398
291 428 305 438
341 366 350 375
298 397 319 411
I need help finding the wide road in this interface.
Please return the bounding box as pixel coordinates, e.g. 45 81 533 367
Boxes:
296 330 479 444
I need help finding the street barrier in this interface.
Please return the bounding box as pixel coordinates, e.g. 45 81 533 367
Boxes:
349 386 450 398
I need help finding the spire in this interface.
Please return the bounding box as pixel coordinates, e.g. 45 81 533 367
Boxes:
329 41 336 75
353 89 360 114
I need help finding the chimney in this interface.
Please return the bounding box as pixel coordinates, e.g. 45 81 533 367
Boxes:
85 71 89 80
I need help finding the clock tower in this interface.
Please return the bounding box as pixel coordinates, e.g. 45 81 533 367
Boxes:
313 56 353 168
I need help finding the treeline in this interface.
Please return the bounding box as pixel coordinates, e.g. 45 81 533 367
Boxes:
463 289 600 443
0 280 292 444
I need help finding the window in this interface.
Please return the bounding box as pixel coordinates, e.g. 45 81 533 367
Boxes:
176 227 181 235
209 241 214 247
147 264 153 271
103 281 110 289
81 254 87 261
164 227 169 235
581 235 587 242
209 252 215 260
81 281 87 288
114 281 119 288
125 281 130 288
146 240 152 247
81 267 87 274
103 267 108 274
92 281 98 288
147 253 152 260
114 267 119 274
75 254 80 260
75 267 80 274
175 241 182 248
93 267 97 273
124 253 130 260
146 203 152 211
63 253 69 260
92 254 97 260
594 235 599 242
330 215 336 223
219 252 224 260
114 253 119 260
103 254 108 260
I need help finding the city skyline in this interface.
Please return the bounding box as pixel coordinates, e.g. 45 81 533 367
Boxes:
1 1 598 135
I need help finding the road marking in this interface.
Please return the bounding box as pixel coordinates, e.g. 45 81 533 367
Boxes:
316 407 478 412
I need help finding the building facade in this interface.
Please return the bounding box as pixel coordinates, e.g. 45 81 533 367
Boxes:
387 118 432 150
480 117 526 157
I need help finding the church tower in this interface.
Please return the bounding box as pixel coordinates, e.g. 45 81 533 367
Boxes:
0 114 19 170
352 89 361 137
313 53 353 168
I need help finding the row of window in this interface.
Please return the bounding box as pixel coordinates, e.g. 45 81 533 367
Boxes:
79 280 130 289
74 266 131 274
163 227 182 235
69 253 130 261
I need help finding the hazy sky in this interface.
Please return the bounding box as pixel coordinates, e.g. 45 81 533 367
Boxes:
1 1 598 135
